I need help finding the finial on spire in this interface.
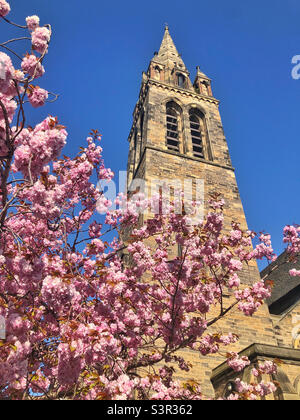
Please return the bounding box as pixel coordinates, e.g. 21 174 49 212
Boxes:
164 22 169 31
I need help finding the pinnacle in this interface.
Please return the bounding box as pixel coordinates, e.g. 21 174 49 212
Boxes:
196 65 209 79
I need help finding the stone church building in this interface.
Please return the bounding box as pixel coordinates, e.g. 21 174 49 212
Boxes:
125 26 300 399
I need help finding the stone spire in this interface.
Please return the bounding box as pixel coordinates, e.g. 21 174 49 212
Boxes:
154 25 186 70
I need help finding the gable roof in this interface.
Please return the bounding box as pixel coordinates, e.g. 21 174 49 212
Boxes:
261 251 300 315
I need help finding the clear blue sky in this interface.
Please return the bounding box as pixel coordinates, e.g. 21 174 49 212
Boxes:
5 0 300 266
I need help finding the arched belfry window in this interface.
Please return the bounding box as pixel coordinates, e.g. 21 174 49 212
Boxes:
166 105 179 152
133 129 139 170
189 108 211 160
189 112 204 158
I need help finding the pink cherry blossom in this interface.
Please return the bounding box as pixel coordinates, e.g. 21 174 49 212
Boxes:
227 352 250 372
12 116 67 177
27 86 48 107
0 0 10 17
31 27 50 54
14 69 25 81
252 360 277 377
225 377 277 400
0 92 17 131
21 54 45 78
26 15 40 31
228 273 240 288
0 52 15 94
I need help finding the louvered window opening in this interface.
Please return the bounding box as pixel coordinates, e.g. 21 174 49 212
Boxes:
178 74 185 88
190 115 204 158
166 110 179 151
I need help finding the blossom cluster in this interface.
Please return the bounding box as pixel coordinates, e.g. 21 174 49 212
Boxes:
226 353 250 372
283 225 300 277
227 378 277 400
235 281 272 316
0 0 10 17
21 54 45 79
251 360 278 377
0 4 51 152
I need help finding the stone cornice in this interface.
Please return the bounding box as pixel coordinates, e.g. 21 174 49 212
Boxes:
148 78 220 105
144 145 234 172
130 145 234 184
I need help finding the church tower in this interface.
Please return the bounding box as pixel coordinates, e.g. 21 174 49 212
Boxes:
125 27 300 399
127 26 245 232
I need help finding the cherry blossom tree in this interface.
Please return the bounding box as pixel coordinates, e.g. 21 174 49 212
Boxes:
0 1 298 400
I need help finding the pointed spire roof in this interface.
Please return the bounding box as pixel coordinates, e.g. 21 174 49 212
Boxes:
195 65 210 80
154 25 186 70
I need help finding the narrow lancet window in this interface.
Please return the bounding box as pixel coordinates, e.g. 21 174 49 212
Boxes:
177 73 185 88
189 113 204 158
166 107 179 151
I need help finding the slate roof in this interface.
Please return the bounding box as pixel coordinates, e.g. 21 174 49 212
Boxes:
260 251 300 315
